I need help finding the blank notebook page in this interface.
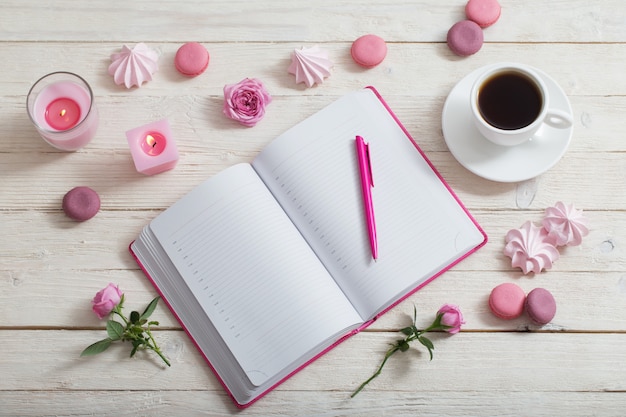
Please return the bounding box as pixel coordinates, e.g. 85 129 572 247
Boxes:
148 164 362 386
253 88 485 319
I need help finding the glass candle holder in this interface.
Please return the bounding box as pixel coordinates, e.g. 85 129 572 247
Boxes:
26 71 99 151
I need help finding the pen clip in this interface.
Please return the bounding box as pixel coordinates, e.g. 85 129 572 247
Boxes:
364 141 374 188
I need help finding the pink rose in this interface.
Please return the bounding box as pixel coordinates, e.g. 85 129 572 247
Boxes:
223 78 272 127
91 283 123 319
437 304 464 334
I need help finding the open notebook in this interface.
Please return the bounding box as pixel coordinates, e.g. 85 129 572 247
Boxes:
130 86 487 407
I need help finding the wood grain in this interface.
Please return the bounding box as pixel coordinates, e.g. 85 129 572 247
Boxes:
1 0 626 415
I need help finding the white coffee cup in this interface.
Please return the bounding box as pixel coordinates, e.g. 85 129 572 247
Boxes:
470 63 572 147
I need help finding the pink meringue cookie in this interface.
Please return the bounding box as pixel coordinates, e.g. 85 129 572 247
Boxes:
288 45 332 88
108 43 159 88
542 202 590 246
504 221 559 274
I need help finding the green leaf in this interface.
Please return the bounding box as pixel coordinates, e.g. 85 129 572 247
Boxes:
130 339 143 357
418 335 434 351
431 312 444 328
118 294 125 309
80 338 112 356
130 311 140 324
106 320 125 340
419 336 435 360
140 297 160 320
426 313 450 332
398 340 410 352
400 326 414 336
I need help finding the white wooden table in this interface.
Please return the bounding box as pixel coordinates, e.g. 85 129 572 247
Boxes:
2 1 626 415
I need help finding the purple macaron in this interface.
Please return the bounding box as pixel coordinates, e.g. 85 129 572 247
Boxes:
62 186 100 221
525 288 557 325
447 20 484 56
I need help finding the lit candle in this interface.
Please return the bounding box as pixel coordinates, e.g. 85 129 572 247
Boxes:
45 97 81 130
26 72 99 151
140 132 167 156
126 119 179 175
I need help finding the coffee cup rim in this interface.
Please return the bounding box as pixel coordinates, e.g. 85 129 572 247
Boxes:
470 63 548 135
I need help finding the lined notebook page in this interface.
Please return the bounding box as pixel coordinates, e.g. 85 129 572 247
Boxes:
253 89 485 320
148 164 362 387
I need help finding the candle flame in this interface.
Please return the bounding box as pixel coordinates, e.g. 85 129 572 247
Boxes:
146 134 158 148
141 131 166 156
60 109 67 117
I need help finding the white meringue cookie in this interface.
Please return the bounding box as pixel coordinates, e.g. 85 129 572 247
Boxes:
504 221 559 274
287 45 332 88
542 202 589 246
108 43 159 89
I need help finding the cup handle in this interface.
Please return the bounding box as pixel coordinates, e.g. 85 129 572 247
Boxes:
544 109 573 129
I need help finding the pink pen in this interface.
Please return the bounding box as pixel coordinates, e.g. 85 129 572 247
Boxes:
355 135 378 260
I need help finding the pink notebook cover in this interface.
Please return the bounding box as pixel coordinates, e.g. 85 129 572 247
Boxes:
129 85 488 408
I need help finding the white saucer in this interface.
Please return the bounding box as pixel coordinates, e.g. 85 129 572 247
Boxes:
442 64 573 182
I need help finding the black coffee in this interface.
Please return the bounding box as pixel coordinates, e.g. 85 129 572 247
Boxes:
478 71 542 130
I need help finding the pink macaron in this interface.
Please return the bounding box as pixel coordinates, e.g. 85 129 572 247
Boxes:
174 42 209 76
447 20 484 57
525 288 557 325
62 186 100 221
465 0 502 28
488 282 526 320
350 34 388 68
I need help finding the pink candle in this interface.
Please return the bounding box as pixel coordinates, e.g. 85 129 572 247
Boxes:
140 132 167 156
126 119 179 175
45 97 81 130
26 72 99 151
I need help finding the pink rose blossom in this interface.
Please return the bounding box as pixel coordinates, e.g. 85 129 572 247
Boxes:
91 283 123 319
223 78 272 127
437 304 465 334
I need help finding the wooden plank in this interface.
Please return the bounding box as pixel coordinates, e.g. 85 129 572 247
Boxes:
0 208 622 273
1 390 625 417
1 0 625 43
2 331 626 394
2 43 626 97
4 93 626 154
2 268 626 332
1 150 625 210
